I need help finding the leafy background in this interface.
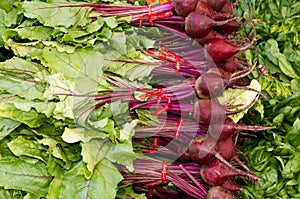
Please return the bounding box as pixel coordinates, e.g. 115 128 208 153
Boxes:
0 0 299 199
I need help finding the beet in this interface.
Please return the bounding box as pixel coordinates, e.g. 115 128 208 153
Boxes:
206 186 234 199
216 19 243 34
188 135 235 165
219 0 233 14
188 135 217 164
216 57 239 74
195 72 225 99
194 30 226 45
194 1 232 20
221 179 243 192
204 38 256 61
216 137 235 161
185 12 235 38
200 160 235 186
193 99 226 125
217 4 252 34
188 135 236 166
208 117 237 140
200 159 260 186
205 0 228 12
172 0 198 17
178 144 192 162
209 116 276 140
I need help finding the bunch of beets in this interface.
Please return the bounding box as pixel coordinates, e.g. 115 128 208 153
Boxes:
63 0 274 198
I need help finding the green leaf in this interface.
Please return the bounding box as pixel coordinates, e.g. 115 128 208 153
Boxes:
267 0 281 18
11 23 53 41
282 158 295 178
61 127 108 143
0 117 20 140
117 186 147 199
249 146 272 171
0 102 46 128
0 9 7 47
81 139 110 172
109 31 127 55
8 136 47 162
86 18 104 33
290 153 300 173
0 157 52 198
39 47 105 82
22 1 93 28
285 118 300 148
119 119 138 141
38 137 72 169
60 160 123 199
277 53 299 79
104 17 118 29
46 177 63 199
106 139 137 172
0 57 46 100
218 79 261 122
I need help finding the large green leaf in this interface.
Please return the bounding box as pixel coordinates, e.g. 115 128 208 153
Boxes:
8 136 48 162
0 117 20 140
22 1 93 28
60 160 123 199
0 102 46 128
0 157 52 198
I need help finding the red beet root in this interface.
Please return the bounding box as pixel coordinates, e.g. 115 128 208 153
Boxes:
185 12 235 38
208 117 237 140
216 57 239 73
188 135 217 164
206 186 234 199
209 116 276 140
217 19 243 34
172 0 198 17
206 0 228 11
216 137 235 161
200 159 260 186
194 1 232 20
195 72 225 99
221 179 243 192
204 38 256 61
193 99 226 125
194 30 226 45
218 4 252 33
219 0 234 14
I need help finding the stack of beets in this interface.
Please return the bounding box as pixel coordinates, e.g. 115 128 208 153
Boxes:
114 1 273 199
58 0 272 198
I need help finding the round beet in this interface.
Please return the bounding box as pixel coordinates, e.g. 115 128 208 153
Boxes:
222 179 243 192
195 72 225 99
194 1 232 20
206 0 228 11
185 12 234 38
209 116 276 140
178 144 192 162
204 38 256 61
208 117 237 140
216 137 236 161
206 186 234 199
193 99 226 124
188 135 217 164
200 160 234 186
194 30 226 45
172 0 198 17
216 57 239 74
216 19 243 34
219 0 233 14
200 159 260 186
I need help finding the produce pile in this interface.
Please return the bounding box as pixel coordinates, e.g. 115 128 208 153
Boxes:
0 0 298 199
